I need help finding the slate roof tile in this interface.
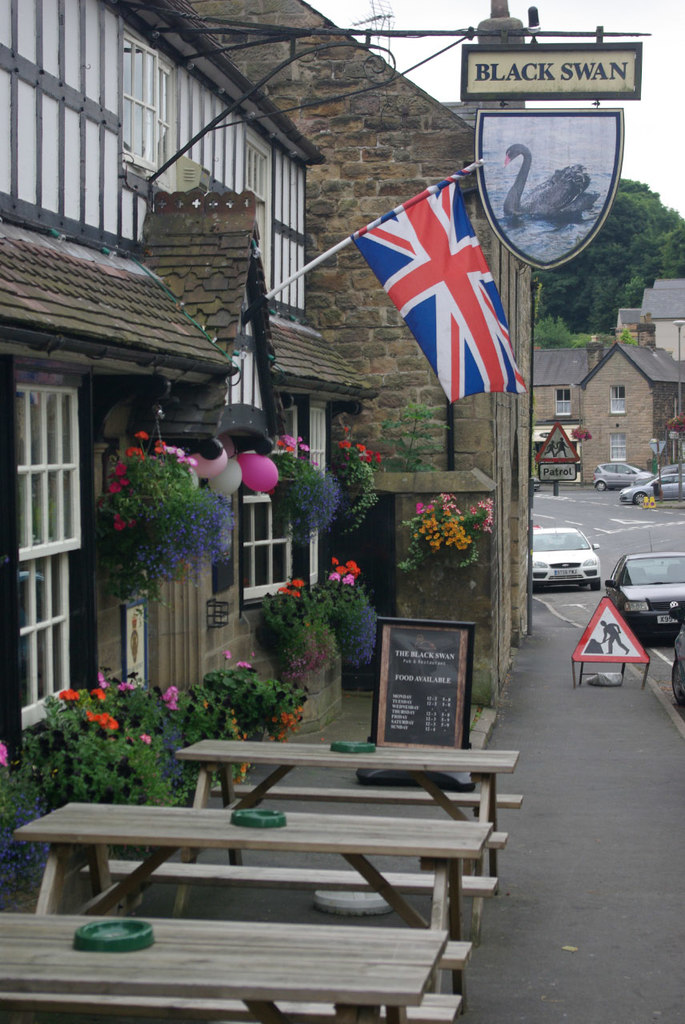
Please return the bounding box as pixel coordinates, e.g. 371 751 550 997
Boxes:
270 315 376 398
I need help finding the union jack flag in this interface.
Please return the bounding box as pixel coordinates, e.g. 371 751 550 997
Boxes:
352 174 526 402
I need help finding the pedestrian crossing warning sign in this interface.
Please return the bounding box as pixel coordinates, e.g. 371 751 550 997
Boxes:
535 421 579 464
572 598 649 689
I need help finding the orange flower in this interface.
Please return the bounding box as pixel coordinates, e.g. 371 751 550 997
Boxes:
90 688 107 701
59 689 81 702
291 578 306 588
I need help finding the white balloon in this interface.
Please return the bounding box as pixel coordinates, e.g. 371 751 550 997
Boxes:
209 457 243 495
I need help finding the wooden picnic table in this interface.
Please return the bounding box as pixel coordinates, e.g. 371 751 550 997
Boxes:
15 803 489 956
0 914 452 1024
176 739 520 939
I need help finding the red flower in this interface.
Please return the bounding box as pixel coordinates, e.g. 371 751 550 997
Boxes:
339 441 352 449
134 431 149 440
58 689 80 701
90 688 107 701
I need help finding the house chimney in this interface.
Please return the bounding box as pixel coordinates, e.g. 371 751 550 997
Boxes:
477 0 524 43
586 338 604 369
637 313 656 349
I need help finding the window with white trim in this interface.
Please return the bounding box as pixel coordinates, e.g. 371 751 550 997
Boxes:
308 406 327 586
123 35 173 171
610 385 626 414
555 388 571 416
245 132 272 285
16 385 81 723
610 433 627 461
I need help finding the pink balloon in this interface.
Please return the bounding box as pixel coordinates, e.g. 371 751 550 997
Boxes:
190 447 228 479
218 433 236 459
238 452 279 492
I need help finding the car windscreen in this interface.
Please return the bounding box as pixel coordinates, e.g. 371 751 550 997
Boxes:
533 532 590 552
623 557 685 586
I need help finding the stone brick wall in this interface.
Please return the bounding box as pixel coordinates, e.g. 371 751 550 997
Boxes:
209 0 533 702
580 361 654 476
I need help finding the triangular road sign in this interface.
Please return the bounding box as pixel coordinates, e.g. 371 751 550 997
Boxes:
536 421 579 463
573 598 649 664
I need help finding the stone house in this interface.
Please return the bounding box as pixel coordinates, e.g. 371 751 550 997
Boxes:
200 0 533 704
533 340 681 483
0 0 372 748
617 280 685 358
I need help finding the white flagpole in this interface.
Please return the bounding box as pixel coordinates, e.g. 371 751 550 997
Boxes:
263 161 483 302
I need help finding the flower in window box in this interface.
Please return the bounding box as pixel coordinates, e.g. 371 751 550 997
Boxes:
399 494 494 573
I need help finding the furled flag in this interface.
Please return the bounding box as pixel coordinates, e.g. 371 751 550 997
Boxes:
352 173 527 402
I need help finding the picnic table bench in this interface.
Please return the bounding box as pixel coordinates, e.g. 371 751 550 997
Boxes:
0 914 455 1024
15 802 491 994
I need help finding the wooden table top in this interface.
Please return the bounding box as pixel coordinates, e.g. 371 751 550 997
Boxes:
15 803 491 858
177 739 519 774
0 914 448 1005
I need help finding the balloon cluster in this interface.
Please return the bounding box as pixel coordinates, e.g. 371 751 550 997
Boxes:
188 435 278 495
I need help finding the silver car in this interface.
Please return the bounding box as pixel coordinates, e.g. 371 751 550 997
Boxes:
619 471 685 505
532 527 601 590
593 463 652 491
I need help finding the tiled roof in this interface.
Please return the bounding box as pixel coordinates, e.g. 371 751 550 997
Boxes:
533 348 590 386
616 308 641 325
0 222 231 370
641 280 685 319
269 316 377 398
581 343 682 385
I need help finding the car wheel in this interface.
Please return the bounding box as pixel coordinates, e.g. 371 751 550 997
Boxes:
590 579 601 591
672 660 685 706
594 480 607 491
632 490 648 505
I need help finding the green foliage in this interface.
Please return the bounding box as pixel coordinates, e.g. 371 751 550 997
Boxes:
330 427 381 533
96 435 233 603
534 179 685 336
271 436 341 545
618 328 637 345
534 315 590 349
399 495 494 573
380 403 447 471
202 663 306 740
0 749 47 909
261 559 377 675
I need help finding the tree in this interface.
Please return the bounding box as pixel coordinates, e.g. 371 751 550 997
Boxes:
534 180 685 336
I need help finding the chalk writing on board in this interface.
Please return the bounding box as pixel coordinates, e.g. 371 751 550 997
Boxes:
375 621 473 750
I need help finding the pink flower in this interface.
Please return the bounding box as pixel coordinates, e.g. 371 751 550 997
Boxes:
236 661 252 669
114 463 128 477
342 574 355 585
416 503 424 514
140 733 151 745
118 681 135 692
162 685 179 710
108 480 122 494
97 671 109 688
328 572 341 581
0 741 7 768
223 649 232 660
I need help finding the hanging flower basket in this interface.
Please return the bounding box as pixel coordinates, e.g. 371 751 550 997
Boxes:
399 494 494 573
96 432 233 603
269 435 341 545
571 427 592 441
666 413 685 433
330 427 381 533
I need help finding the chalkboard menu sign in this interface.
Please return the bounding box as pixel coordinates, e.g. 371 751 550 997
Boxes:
372 618 474 751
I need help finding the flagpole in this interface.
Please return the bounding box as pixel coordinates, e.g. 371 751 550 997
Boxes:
263 161 483 302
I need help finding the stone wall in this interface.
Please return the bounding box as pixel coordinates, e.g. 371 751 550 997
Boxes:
221 0 533 703
580 360 654 475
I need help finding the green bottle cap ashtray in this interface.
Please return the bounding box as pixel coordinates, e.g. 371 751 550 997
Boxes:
73 919 154 953
231 808 287 828
330 740 376 753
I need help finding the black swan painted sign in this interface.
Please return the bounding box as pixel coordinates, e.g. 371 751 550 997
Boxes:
475 109 624 269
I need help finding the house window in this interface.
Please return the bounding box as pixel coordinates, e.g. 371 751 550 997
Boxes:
610 385 626 414
555 388 571 416
610 433 627 461
245 132 271 285
16 386 81 723
123 35 173 170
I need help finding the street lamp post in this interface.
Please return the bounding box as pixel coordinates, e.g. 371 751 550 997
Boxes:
673 320 685 502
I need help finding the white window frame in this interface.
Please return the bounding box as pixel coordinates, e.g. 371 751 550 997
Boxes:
123 34 173 177
245 130 272 286
555 388 571 416
16 385 81 726
308 405 327 586
610 385 626 414
610 433 627 461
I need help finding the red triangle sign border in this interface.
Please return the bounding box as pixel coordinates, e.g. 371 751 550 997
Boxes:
572 597 649 664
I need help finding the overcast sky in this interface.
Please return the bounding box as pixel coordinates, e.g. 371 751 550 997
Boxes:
308 0 685 219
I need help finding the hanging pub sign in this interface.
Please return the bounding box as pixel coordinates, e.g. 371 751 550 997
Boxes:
461 43 642 102
475 109 624 269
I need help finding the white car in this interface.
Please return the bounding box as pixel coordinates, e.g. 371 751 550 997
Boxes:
532 527 601 590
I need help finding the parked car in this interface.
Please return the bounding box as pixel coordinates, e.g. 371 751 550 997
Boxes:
619 472 685 505
593 463 652 491
532 527 601 590
605 551 685 640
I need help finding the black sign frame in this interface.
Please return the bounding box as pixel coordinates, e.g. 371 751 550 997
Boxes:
370 617 475 751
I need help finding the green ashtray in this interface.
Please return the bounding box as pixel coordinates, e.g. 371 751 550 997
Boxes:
330 741 376 754
231 808 287 828
73 919 154 953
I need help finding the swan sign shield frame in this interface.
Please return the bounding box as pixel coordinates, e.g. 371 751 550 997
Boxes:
475 109 624 270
